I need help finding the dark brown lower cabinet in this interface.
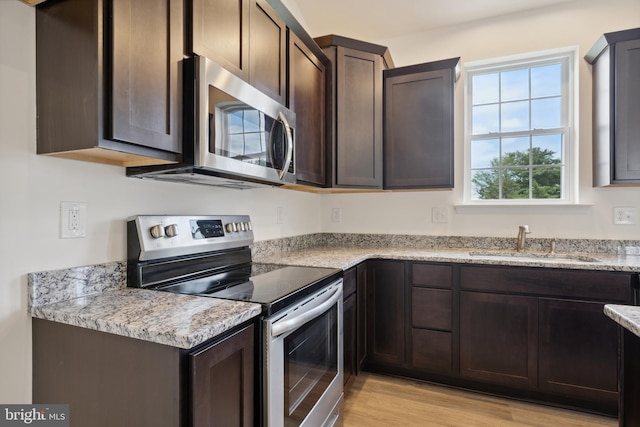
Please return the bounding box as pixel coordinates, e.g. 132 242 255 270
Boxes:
367 260 406 368
459 291 538 389
356 262 368 372
538 298 618 407
411 329 452 374
33 319 255 427
343 292 357 388
361 261 636 416
190 324 255 427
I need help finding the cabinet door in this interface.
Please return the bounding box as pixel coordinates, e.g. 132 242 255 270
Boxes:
356 262 368 372
250 0 286 104
460 291 538 389
335 47 383 188
343 293 357 388
539 298 618 409
289 31 328 186
191 324 254 427
111 0 183 154
614 39 640 182
384 62 457 189
367 260 406 367
191 0 250 80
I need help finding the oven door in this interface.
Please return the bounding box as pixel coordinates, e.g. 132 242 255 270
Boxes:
264 280 343 427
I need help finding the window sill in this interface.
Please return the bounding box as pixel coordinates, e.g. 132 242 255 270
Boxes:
454 203 594 214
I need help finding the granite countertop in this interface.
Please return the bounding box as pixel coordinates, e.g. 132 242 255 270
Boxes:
28 262 262 349
29 236 640 350
604 305 640 338
31 288 262 349
253 246 640 273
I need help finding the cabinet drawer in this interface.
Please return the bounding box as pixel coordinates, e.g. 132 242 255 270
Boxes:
460 265 633 302
412 288 452 330
412 263 452 288
411 329 452 374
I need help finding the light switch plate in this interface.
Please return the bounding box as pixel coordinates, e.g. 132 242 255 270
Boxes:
432 207 449 223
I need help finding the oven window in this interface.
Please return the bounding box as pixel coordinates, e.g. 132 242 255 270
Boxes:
284 304 338 426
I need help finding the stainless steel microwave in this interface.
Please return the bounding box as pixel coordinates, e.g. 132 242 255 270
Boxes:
127 56 296 189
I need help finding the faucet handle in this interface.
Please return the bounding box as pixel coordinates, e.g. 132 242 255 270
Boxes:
519 225 530 233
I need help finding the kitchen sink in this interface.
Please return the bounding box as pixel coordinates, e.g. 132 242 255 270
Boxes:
468 251 601 263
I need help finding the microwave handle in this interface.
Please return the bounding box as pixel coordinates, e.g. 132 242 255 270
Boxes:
270 284 342 338
269 111 293 180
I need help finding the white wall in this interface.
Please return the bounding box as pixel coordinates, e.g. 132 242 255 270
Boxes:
2 0 640 405
320 0 640 240
0 0 321 403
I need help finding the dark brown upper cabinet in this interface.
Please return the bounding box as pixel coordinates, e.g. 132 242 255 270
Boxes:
383 58 460 189
190 0 250 81
586 27 640 187
36 0 183 167
289 31 328 187
190 0 286 104
316 35 394 189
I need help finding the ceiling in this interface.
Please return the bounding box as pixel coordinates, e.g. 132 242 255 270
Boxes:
289 0 577 41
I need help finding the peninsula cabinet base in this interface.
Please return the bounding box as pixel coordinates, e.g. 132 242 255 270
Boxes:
32 319 255 427
619 328 640 426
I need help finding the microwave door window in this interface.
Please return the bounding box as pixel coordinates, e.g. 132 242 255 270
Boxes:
210 102 271 167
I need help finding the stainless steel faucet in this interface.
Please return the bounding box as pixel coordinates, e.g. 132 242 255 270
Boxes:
516 225 531 252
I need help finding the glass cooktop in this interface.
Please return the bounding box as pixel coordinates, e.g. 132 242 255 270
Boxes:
157 263 342 316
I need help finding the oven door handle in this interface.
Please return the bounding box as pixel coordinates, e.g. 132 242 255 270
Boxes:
270 285 342 338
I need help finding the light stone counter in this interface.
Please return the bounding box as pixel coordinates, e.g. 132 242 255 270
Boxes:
28 262 261 349
604 305 640 338
29 233 640 349
253 246 640 273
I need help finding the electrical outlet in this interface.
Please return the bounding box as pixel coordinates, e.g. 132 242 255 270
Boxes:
613 207 637 225
432 207 449 223
60 202 86 238
331 208 342 223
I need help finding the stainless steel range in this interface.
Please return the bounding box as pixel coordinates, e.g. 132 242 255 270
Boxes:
127 215 344 427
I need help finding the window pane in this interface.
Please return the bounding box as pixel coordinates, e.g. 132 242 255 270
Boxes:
532 134 562 165
471 169 500 200
473 73 499 105
501 68 529 102
501 137 530 167
532 64 561 98
501 101 529 132
472 104 499 134
531 97 561 129
243 110 261 133
471 139 499 168
502 168 530 199
227 110 244 133
532 167 561 198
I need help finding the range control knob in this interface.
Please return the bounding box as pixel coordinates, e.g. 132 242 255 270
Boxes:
149 224 165 239
165 224 179 238
244 222 252 231
225 223 237 233
237 222 246 232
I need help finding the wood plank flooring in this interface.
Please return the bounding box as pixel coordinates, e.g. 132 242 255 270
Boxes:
343 373 617 427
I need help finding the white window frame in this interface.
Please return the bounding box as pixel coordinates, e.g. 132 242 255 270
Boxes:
463 46 579 205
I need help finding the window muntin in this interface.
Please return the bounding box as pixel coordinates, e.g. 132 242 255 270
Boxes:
465 48 577 204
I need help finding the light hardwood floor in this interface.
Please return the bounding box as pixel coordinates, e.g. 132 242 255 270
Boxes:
343 373 617 427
